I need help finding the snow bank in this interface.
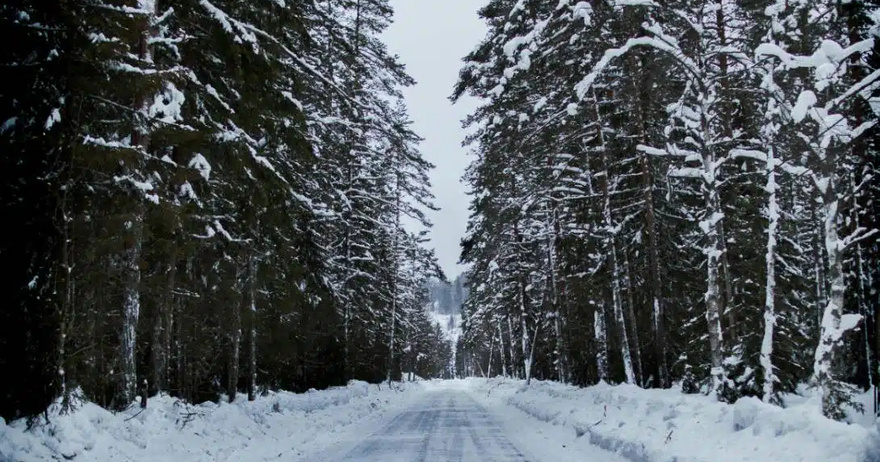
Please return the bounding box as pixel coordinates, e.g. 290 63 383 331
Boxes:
0 380 422 462
465 378 880 462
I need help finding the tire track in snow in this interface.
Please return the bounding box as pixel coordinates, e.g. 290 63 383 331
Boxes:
327 389 530 461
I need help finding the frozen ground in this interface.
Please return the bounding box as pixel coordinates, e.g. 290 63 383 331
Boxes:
2 378 879 461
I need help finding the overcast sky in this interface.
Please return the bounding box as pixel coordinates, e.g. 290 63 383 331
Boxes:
382 0 486 280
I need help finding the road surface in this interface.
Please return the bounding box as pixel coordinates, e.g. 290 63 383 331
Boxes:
312 389 532 461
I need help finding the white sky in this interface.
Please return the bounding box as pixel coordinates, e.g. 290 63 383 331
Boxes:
382 0 486 280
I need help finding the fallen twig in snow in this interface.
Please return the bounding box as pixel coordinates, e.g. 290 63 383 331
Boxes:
574 419 603 437
486 381 504 397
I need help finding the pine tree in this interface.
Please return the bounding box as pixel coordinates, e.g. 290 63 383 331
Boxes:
453 0 879 421
0 0 446 420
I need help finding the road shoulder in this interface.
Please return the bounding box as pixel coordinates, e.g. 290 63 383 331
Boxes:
462 379 629 462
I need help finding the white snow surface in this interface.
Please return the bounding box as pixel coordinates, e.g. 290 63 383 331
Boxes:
298 379 627 462
3 378 878 462
0 381 426 462
466 377 880 462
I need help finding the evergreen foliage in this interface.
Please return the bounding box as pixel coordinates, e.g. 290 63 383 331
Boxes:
0 0 445 420
454 0 880 420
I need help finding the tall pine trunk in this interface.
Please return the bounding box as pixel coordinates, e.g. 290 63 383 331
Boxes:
813 147 861 420
513 217 535 385
387 149 403 386
610 242 635 384
119 208 143 408
150 261 175 395
227 268 242 403
595 305 609 382
245 253 257 401
700 103 726 399
594 91 635 384
761 146 779 403
58 178 74 410
519 279 533 384
622 249 643 385
497 321 508 377
486 334 494 378
506 314 517 379
637 92 668 388
547 205 567 383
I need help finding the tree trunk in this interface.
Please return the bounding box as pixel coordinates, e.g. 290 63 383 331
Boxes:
117 0 157 411
715 0 736 344
640 131 668 388
227 266 242 403
594 92 634 384
150 260 175 395
246 253 257 401
519 287 533 384
761 146 779 403
637 49 669 389
703 178 725 399
174 262 187 400
511 216 536 385
507 314 517 379
343 0 364 384
387 148 403 386
813 147 861 419
594 305 609 382
811 201 827 327
814 192 847 417
547 208 567 383
140 379 148 409
719 222 736 340
622 249 643 386
694 60 727 398
58 186 74 411
497 322 508 378
610 242 635 384
119 208 143 408
486 333 494 378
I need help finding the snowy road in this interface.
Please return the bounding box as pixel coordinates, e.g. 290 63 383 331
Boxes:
306 389 530 461
296 381 631 462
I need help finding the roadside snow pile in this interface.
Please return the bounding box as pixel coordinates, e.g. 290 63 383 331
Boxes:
467 378 880 462
0 380 421 462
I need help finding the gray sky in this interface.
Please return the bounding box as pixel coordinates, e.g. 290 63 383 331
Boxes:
383 0 486 280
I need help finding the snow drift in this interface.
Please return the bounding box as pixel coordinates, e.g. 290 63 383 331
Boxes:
0 380 422 462
466 378 880 462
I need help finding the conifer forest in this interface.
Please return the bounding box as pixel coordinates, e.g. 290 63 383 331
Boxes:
1 0 451 421
2 0 880 429
452 0 880 421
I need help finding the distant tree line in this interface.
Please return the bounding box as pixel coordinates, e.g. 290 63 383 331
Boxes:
0 0 451 421
427 274 469 315
453 0 879 420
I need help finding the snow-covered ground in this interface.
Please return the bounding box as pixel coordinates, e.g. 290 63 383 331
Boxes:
295 379 628 462
0 381 425 462
465 377 880 462
3 378 878 461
